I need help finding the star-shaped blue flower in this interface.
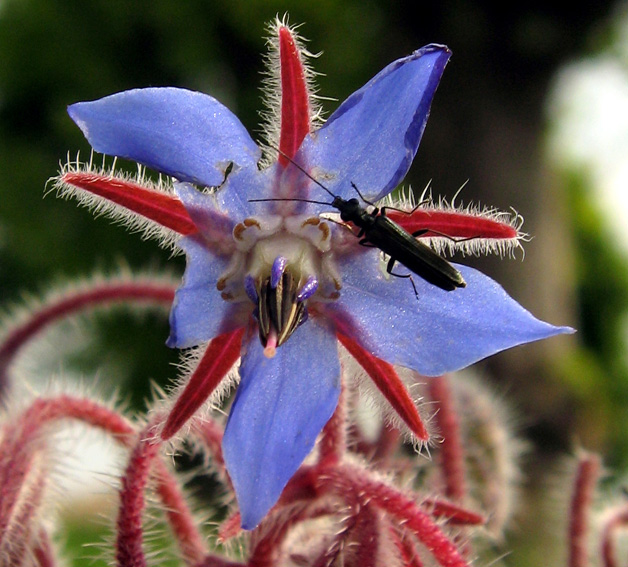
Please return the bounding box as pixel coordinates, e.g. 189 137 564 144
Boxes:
64 22 572 529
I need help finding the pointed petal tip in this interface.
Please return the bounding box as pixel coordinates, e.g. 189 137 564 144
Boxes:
557 325 577 335
67 101 79 116
67 102 90 136
528 320 576 341
66 88 261 188
333 254 577 377
300 41 452 201
416 43 452 57
414 40 451 63
159 417 175 441
239 503 268 531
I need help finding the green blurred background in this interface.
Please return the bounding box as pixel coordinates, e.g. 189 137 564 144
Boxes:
1 0 627 564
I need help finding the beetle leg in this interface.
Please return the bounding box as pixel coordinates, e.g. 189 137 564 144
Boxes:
412 227 479 244
385 257 419 299
412 229 429 238
380 198 431 216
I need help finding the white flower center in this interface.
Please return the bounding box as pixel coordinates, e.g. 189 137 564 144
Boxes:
216 214 341 356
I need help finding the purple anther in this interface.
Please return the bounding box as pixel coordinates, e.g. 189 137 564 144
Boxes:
244 274 258 304
270 256 288 289
297 275 318 302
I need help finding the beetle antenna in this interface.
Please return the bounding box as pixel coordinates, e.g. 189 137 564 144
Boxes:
249 197 333 207
268 143 336 199
350 181 378 208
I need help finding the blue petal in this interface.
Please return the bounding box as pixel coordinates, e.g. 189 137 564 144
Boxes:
222 319 341 529
299 44 450 202
175 162 276 225
68 87 261 187
174 182 236 238
216 160 277 220
328 249 573 376
167 236 246 348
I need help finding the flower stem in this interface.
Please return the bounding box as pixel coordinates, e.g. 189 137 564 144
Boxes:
33 529 56 567
601 505 628 567
428 375 466 502
116 422 162 567
318 383 346 465
568 452 600 567
154 459 207 565
0 278 175 398
323 465 471 567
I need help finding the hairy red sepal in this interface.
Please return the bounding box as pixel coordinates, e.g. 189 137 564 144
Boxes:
388 208 518 240
337 333 429 441
161 327 244 440
62 171 198 235
278 26 310 165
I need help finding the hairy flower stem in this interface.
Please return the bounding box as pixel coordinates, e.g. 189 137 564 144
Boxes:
428 375 466 502
154 459 208 565
321 465 471 567
0 279 175 398
394 530 426 567
0 396 139 566
569 452 600 567
218 512 243 542
1 396 206 565
0 452 47 566
33 529 56 567
194 555 247 567
191 418 227 477
349 502 380 567
373 425 402 463
248 507 315 567
601 505 628 567
0 396 135 539
116 422 162 567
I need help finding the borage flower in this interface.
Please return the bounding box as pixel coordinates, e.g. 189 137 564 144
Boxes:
56 19 572 529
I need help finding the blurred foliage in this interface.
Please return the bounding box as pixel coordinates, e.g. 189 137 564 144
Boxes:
561 168 628 468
